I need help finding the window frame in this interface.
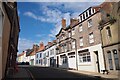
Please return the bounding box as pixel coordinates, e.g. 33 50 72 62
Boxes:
79 24 83 32
88 19 92 28
79 37 83 46
89 32 94 43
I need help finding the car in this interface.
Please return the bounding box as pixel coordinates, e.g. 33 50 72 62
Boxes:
26 62 30 65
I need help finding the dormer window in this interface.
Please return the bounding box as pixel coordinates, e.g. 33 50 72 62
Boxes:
86 11 88 18
89 9 92 16
83 13 85 20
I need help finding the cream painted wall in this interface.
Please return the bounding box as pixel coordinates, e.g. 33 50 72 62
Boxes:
77 44 105 73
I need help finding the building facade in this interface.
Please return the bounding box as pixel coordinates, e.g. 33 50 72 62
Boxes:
35 42 45 66
76 6 105 73
56 19 79 69
99 2 120 75
0 2 20 79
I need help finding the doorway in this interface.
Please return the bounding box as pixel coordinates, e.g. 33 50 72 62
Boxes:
57 56 59 67
94 51 100 73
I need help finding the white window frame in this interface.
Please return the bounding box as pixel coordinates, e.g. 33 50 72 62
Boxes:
88 19 92 28
79 37 83 46
72 40 75 49
79 52 91 63
68 32 71 37
89 32 94 43
79 24 83 32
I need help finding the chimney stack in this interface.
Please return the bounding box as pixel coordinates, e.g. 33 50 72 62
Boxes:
62 18 66 29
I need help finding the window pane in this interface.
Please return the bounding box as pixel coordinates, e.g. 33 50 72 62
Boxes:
108 52 113 70
87 56 91 62
113 50 119 70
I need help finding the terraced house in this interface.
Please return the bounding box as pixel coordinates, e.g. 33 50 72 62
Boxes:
56 2 118 73
56 18 79 69
35 42 45 66
98 2 120 75
42 41 57 67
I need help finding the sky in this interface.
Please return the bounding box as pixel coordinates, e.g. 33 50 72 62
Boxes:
17 2 103 54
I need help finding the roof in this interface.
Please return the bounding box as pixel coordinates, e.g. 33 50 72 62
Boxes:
26 49 33 56
17 52 25 57
56 28 65 37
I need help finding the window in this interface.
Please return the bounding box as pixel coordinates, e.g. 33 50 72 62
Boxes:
79 52 91 63
64 44 67 52
83 14 85 20
106 26 112 37
36 60 38 64
50 50 52 55
80 15 83 21
89 32 94 43
62 56 67 64
52 49 54 55
86 11 88 18
107 51 113 70
39 60 41 64
40 53 42 58
68 43 72 51
79 24 83 32
36 54 38 58
68 32 71 37
88 19 92 27
113 50 119 70
72 40 75 49
72 28 75 35
89 9 91 15
80 37 83 46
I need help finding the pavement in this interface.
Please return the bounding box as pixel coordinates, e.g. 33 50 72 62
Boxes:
60 68 119 80
5 67 32 80
5 65 120 80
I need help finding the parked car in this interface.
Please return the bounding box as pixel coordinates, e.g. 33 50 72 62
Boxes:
26 62 30 65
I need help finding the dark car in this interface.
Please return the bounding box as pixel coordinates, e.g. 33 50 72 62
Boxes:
26 62 30 65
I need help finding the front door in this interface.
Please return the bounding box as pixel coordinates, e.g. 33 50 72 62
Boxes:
57 56 59 67
94 51 100 73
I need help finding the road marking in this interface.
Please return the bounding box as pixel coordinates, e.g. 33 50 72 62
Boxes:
25 68 35 80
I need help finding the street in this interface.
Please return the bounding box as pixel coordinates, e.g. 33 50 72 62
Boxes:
6 65 114 80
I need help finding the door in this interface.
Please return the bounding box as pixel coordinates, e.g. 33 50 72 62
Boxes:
94 51 100 73
68 55 76 69
57 56 59 67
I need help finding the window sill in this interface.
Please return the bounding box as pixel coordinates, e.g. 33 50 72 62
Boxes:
78 62 91 66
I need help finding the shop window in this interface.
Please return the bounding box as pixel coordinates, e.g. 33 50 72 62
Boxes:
107 51 113 70
79 52 91 63
113 49 119 70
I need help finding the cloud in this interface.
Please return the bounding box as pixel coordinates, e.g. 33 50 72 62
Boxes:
35 34 45 37
24 11 38 20
23 2 103 41
18 38 35 54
